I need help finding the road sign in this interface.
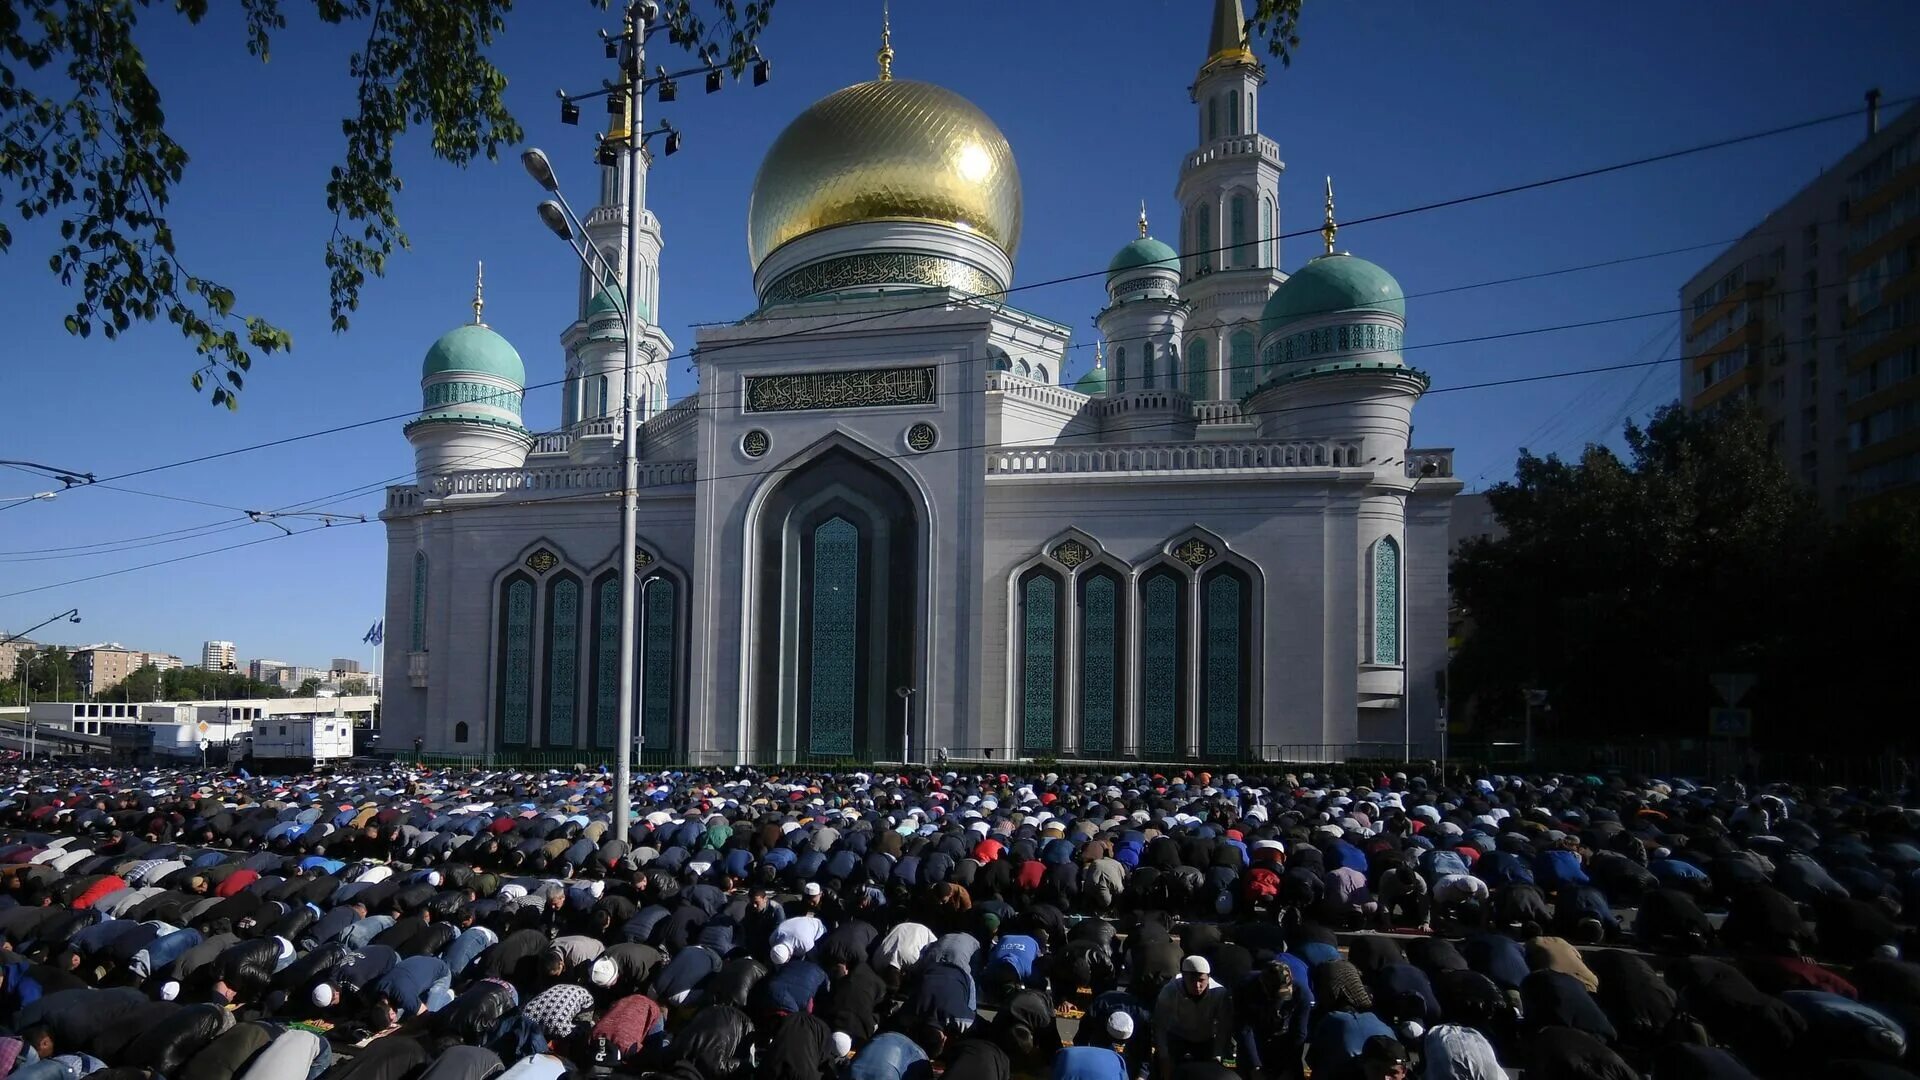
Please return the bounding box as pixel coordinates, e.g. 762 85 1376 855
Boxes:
1708 707 1753 738
1711 673 1757 705
1435 709 1449 734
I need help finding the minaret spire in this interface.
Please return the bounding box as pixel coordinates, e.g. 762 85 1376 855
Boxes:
1321 177 1338 256
1138 200 1149 239
877 1 894 81
472 261 486 325
1095 340 1106 369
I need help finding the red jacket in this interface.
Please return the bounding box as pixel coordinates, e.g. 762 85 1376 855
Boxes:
73 874 126 910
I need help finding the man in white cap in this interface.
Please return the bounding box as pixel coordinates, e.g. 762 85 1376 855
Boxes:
1152 955 1232 1077
1053 1014 1134 1080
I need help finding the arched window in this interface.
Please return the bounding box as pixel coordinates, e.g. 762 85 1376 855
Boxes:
1114 345 1128 392
1230 330 1255 397
589 569 620 749
597 376 610 418
454 721 469 744
1142 342 1157 389
808 516 860 756
562 374 577 427
1188 339 1210 399
544 573 582 747
1259 199 1273 269
1078 568 1124 754
1197 206 1212 273
1034 364 1050 384
1228 91 1240 135
495 572 536 748
1014 358 1031 377
1230 196 1248 268
1017 568 1064 754
1200 566 1252 759
640 572 678 761
1139 567 1187 757
1373 536 1402 665
410 551 428 652
1207 97 1219 140
1247 92 1255 132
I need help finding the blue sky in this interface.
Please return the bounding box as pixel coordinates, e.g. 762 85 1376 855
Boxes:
3 1 1916 667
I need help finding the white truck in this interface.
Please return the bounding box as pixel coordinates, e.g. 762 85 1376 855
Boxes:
248 714 355 769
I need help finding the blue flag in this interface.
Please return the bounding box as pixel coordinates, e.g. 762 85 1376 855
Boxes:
363 620 384 646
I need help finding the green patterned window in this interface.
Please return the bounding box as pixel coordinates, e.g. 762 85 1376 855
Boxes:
1201 569 1249 758
1141 343 1156 389
641 574 677 758
1141 569 1186 757
1261 198 1274 268
1197 207 1212 273
1114 346 1128 393
1188 339 1209 399
1018 569 1062 753
1373 536 1401 664
496 573 535 747
597 376 610 418
544 574 581 747
808 517 859 757
1079 570 1122 754
1230 331 1255 397
590 571 619 749
410 551 427 652
1230 196 1247 268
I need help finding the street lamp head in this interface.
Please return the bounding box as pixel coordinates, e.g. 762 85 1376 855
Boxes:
67 614 80 624
663 129 681 156
705 69 723 94
536 200 574 242
753 57 771 86
521 147 561 192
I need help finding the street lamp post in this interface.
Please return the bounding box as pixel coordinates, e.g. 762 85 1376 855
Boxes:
529 1 766 843
895 686 917 765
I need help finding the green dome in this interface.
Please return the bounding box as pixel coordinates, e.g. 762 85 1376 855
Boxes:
1107 236 1180 278
422 323 525 385
1073 363 1110 395
587 283 651 325
1261 253 1405 328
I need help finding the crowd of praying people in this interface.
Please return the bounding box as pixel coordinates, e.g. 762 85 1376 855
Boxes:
0 761 1914 1079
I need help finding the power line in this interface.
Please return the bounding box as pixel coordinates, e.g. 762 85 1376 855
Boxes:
23 92 1897 497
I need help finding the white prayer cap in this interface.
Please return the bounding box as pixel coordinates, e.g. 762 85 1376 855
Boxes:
771 942 793 965
312 983 336 1008
1106 1013 1134 1040
832 1032 854 1058
590 957 619 987
161 981 181 1001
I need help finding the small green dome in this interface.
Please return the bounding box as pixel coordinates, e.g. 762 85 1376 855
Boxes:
587 283 651 325
1073 363 1110 395
422 323 525 385
1107 236 1180 278
1262 253 1405 329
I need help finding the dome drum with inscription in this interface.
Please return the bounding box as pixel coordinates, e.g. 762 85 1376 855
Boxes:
747 78 1023 307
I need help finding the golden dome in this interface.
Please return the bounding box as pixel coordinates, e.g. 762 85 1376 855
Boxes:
747 79 1022 268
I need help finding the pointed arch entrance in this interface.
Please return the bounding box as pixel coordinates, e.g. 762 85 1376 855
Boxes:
751 444 924 761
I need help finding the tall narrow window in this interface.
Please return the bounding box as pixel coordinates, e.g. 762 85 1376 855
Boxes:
1230 196 1247 268
1142 342 1157 389
597 376 610 418
1197 207 1212 273
410 551 428 652
496 573 535 748
1114 346 1129 392
1247 92 1255 132
1230 331 1255 397
1228 91 1240 135
640 574 677 759
590 570 619 749
544 573 581 747
1373 537 1402 664
1079 569 1123 754
1018 569 1063 753
1208 97 1219 140
1140 568 1187 757
454 721 469 743
562 375 577 427
1188 339 1210 399
1201 568 1251 758
1260 199 1274 268
809 517 859 756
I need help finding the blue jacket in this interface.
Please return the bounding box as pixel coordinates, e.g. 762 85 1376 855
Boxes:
849 1033 930 1080
988 935 1042 980
1053 1047 1129 1080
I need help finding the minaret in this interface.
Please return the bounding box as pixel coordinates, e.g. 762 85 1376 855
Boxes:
1174 0 1286 402
406 263 534 478
562 91 675 453
1095 204 1193 441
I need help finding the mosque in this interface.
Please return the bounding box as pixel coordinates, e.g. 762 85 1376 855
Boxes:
379 0 1461 764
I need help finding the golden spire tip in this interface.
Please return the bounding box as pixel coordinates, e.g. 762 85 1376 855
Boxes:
877 0 894 81
1138 200 1149 239
1095 340 1106 368
1321 176 1338 257
472 260 486 325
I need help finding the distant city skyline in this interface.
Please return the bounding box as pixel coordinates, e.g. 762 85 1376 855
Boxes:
2 1 1915 661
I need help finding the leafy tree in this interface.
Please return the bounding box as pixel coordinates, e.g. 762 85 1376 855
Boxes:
103 663 163 703
1249 0 1306 65
296 676 323 697
9 647 76 702
0 0 773 405
157 665 284 701
1451 403 1920 747
339 678 369 696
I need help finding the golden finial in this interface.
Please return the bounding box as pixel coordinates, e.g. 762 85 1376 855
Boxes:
1322 176 1338 256
472 261 486 325
877 1 894 81
1138 200 1149 239
1095 340 1106 368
